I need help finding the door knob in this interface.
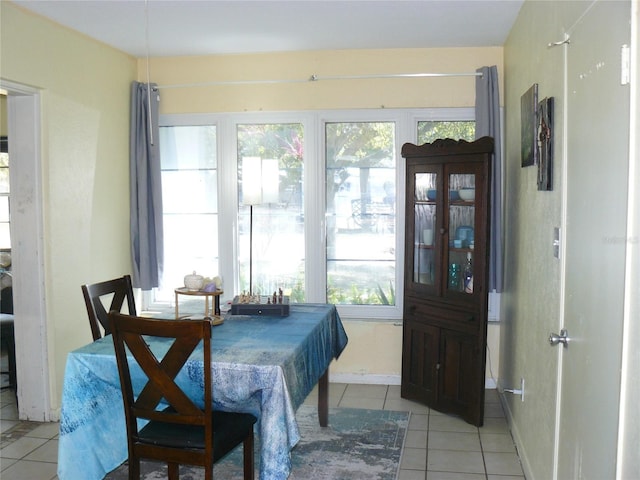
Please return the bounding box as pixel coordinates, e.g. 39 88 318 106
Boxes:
549 329 570 347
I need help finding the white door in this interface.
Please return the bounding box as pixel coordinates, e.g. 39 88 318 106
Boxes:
555 1 631 478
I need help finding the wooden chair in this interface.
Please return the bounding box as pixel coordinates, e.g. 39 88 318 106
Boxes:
0 313 16 398
82 275 136 341
109 312 256 480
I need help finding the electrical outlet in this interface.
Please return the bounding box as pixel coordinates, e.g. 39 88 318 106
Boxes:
502 379 525 401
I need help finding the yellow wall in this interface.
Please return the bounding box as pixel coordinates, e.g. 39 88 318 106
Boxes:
143 47 502 113
1 2 137 413
501 3 564 473
145 47 504 384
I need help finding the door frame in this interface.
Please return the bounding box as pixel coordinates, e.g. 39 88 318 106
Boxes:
1 79 51 421
616 1 640 476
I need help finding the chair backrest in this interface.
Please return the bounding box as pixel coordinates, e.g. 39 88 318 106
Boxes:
1 286 13 314
82 275 136 341
109 312 212 444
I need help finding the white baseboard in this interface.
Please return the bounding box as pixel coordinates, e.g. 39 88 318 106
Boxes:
331 373 498 390
499 389 533 479
330 373 401 385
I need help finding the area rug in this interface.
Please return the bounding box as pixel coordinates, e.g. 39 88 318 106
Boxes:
106 405 410 480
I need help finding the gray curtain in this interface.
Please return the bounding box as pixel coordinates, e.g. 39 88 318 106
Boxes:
475 66 503 293
130 81 163 290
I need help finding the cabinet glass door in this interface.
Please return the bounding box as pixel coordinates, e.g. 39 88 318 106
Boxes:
414 172 437 286
447 172 475 294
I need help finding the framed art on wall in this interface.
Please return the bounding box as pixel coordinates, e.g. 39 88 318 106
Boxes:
520 83 538 167
537 96 554 191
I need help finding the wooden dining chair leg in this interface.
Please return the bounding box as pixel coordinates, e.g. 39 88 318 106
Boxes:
243 432 255 480
167 462 179 479
128 457 140 480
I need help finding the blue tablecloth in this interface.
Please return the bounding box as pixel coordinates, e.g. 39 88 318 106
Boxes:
57 304 348 480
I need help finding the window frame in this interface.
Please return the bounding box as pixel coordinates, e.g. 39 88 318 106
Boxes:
157 108 475 321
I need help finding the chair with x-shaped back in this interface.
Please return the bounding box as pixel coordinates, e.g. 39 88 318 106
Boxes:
82 275 136 341
109 311 257 480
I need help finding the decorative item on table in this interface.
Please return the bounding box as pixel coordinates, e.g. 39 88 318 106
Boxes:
231 288 290 316
0 252 11 269
201 314 224 326
184 271 204 291
202 275 223 292
188 315 224 326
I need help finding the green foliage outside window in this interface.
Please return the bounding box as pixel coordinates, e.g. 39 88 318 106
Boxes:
237 123 305 297
417 121 475 144
325 122 396 306
237 123 304 204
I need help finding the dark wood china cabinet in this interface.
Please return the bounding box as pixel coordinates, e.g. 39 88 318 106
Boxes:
401 137 493 426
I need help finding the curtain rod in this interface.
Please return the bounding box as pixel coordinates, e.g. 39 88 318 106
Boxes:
157 71 482 89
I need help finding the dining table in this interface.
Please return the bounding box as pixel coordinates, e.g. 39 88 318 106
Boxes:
57 303 348 480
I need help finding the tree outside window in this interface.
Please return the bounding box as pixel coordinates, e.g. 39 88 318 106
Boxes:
326 122 396 305
237 123 305 300
418 121 475 144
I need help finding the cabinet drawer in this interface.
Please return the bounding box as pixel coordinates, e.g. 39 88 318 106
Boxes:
405 301 477 330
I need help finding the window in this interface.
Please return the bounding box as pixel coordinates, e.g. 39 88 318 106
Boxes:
236 123 305 299
156 109 475 318
325 122 396 305
157 125 218 301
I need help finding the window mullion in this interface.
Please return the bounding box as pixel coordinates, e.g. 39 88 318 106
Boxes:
304 115 326 303
217 118 239 297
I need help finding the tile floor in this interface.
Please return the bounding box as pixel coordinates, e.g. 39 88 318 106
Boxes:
0 384 524 480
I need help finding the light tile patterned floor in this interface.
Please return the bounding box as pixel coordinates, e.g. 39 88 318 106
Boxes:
1 385 524 480
304 384 525 480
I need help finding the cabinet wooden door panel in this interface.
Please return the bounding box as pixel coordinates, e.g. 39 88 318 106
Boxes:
439 328 483 425
401 320 439 405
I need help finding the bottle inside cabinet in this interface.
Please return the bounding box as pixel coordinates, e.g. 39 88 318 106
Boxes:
463 252 473 293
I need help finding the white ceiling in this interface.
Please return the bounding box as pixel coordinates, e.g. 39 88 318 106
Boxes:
13 0 524 57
